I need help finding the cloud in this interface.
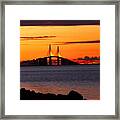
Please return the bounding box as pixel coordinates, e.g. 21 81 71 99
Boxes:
54 40 100 45
20 35 56 40
20 20 100 26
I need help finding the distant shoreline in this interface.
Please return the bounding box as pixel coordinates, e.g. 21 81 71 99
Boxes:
20 88 86 100
20 64 100 67
20 56 100 66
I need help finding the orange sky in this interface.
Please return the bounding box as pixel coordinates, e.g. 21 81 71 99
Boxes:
20 25 100 61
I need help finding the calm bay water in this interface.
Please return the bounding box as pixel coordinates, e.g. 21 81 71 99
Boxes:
20 65 100 100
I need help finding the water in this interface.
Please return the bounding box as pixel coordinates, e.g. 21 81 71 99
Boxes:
20 65 100 100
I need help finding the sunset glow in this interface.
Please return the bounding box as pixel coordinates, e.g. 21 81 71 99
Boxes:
20 21 100 61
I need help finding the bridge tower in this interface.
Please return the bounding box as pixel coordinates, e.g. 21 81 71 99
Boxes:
57 46 61 65
49 44 52 65
48 45 61 66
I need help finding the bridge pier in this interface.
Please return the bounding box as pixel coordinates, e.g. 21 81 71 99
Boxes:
49 56 52 65
57 56 59 65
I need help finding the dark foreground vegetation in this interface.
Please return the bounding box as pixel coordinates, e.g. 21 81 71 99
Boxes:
20 88 86 100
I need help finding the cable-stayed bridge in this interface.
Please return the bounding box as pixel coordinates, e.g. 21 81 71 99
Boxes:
20 44 79 66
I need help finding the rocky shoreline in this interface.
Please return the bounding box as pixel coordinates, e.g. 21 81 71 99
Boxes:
20 88 86 100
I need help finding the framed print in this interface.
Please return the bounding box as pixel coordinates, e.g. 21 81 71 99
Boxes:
0 0 119 119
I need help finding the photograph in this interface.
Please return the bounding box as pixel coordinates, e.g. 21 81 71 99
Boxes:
20 20 100 100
